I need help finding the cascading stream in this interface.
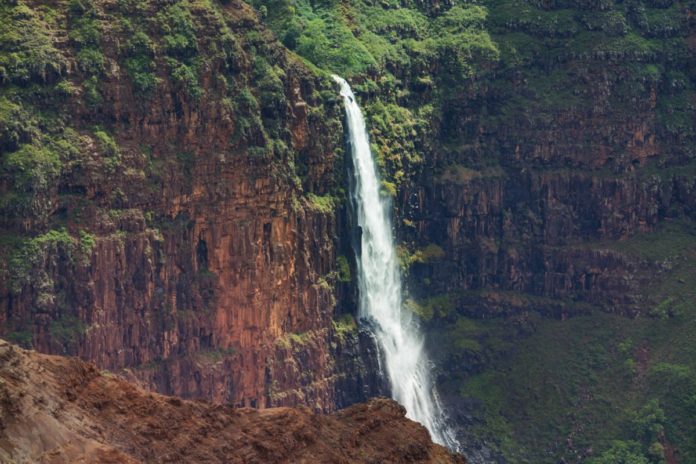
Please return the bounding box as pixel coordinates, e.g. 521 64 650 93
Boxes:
333 75 458 450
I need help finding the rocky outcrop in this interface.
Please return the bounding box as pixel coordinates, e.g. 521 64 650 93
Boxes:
0 339 465 463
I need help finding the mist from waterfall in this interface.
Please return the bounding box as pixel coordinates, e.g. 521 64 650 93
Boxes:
333 75 458 450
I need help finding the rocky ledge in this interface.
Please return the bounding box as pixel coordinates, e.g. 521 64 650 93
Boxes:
0 339 463 463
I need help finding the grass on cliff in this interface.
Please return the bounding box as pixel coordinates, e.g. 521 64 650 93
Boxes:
0 2 67 84
442 220 696 463
332 313 357 339
598 218 696 318
453 310 696 463
305 193 336 213
481 0 696 158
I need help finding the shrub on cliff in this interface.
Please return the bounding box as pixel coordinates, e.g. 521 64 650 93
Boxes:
588 441 650 464
123 31 159 94
0 3 67 84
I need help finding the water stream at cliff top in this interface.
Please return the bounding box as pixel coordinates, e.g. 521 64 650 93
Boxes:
333 75 458 450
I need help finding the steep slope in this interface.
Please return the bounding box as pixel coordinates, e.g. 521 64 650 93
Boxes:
0 339 464 463
0 0 385 411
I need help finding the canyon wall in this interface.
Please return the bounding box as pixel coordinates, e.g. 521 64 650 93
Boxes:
3 0 696 461
247 0 696 459
389 1 696 461
0 0 381 411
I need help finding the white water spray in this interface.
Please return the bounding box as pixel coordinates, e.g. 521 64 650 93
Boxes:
333 75 458 449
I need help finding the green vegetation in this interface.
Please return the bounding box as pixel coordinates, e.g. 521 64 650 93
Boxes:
588 441 650 464
157 2 202 99
482 0 696 149
314 276 331 290
0 2 67 84
3 143 61 192
7 229 75 292
306 193 336 214
440 309 696 463
287 332 310 345
50 314 86 346
605 218 696 261
252 55 287 136
116 0 159 95
332 313 357 338
0 227 96 347
599 219 696 318
251 0 376 75
435 220 696 462
196 347 237 363
397 243 445 270
404 293 455 321
430 5 498 84
366 102 425 187
336 255 351 283
93 128 122 171
253 0 497 78
68 0 105 105
0 129 84 229
249 0 498 185
275 330 315 350
0 0 128 233
78 229 96 262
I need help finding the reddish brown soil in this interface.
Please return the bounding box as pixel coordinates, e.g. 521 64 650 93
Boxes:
0 340 464 463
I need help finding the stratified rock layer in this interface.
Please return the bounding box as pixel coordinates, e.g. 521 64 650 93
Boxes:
0 0 380 411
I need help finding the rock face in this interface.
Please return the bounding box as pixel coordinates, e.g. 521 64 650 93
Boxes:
401 169 696 316
381 0 696 461
399 58 696 319
395 0 696 319
0 0 380 411
0 339 464 463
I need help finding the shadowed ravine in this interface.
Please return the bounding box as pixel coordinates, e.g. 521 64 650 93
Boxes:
333 75 458 450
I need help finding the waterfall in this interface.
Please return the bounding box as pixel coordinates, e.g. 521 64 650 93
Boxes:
333 75 458 450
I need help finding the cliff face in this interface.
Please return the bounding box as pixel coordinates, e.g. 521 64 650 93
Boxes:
4 0 696 461
392 1 696 462
0 339 464 463
396 0 696 316
0 0 380 411
243 0 696 460
403 169 696 317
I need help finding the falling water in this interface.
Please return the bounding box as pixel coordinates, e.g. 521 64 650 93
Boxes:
333 75 458 450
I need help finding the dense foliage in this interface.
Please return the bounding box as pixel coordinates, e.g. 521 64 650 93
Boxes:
249 0 499 192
